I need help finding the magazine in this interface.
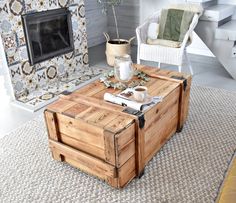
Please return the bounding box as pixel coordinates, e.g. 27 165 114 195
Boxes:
104 88 163 111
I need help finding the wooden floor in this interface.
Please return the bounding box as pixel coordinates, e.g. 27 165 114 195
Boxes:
1 43 236 136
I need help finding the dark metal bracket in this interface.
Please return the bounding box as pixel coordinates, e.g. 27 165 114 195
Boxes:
171 75 188 91
122 107 146 129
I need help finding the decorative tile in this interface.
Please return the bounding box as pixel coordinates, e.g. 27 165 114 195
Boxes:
11 15 23 32
6 48 19 65
0 2 9 15
24 0 33 12
9 0 24 16
46 65 57 80
24 75 38 93
66 59 76 75
0 0 89 107
49 0 58 8
34 1 49 11
39 92 55 100
0 19 12 33
58 0 69 8
21 61 35 76
64 52 74 60
69 5 78 17
9 64 22 79
16 29 25 46
1 32 17 51
82 52 89 65
27 98 44 106
78 4 85 18
36 69 48 88
73 29 82 50
14 80 25 93
18 46 28 61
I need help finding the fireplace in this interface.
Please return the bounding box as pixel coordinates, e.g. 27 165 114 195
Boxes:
22 8 74 65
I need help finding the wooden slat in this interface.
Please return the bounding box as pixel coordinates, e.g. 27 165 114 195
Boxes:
144 87 180 130
145 97 179 144
61 93 127 117
105 115 134 134
145 114 178 164
74 80 105 96
116 124 135 149
47 98 77 113
63 103 90 118
116 138 135 168
56 114 105 149
117 155 136 188
49 140 116 179
60 133 106 160
44 111 60 141
104 131 116 166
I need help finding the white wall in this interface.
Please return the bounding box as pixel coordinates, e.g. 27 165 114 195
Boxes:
85 0 108 47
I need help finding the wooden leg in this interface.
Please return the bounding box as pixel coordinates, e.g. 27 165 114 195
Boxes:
51 151 63 161
176 126 183 133
138 169 145 179
185 50 193 75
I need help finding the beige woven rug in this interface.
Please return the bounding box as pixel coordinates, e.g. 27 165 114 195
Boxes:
0 85 236 203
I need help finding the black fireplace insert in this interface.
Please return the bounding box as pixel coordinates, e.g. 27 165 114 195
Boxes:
22 8 74 65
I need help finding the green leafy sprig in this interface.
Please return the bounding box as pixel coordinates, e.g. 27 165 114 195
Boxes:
100 70 150 90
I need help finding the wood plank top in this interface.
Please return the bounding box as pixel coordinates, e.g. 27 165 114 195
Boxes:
46 65 190 133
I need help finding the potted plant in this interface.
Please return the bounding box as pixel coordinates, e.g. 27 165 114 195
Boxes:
97 0 135 66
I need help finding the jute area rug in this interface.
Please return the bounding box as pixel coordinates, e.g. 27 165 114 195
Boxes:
0 85 236 203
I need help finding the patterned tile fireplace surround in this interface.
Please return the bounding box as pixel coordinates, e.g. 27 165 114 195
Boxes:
0 0 106 111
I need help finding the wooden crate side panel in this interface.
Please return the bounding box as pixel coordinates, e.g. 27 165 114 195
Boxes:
44 111 60 141
116 138 135 168
56 114 105 149
145 114 178 164
115 123 135 168
117 155 136 188
60 133 106 160
145 96 179 145
104 131 116 166
144 87 180 129
49 140 116 179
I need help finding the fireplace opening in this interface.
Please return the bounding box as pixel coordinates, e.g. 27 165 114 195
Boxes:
22 8 74 65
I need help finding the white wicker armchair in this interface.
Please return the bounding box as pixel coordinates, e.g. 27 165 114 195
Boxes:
136 4 203 74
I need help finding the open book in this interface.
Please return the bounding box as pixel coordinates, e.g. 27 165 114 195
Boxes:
104 88 163 111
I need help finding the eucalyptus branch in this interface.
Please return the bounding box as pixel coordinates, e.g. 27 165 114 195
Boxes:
112 5 120 41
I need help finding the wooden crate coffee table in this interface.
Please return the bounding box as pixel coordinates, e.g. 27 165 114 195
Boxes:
44 64 192 188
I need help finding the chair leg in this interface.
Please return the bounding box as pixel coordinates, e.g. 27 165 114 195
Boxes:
178 65 182 73
185 50 193 75
158 62 161 68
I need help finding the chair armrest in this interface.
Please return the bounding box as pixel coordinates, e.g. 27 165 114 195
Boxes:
180 14 199 50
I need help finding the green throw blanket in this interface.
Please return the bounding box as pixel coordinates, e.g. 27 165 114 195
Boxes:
158 9 194 42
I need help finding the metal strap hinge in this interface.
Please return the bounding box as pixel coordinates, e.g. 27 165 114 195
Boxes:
122 107 146 129
171 76 188 91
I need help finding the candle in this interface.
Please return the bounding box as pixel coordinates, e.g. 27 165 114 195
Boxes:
119 61 130 81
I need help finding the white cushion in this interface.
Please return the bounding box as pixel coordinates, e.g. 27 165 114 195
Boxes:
147 23 159 40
